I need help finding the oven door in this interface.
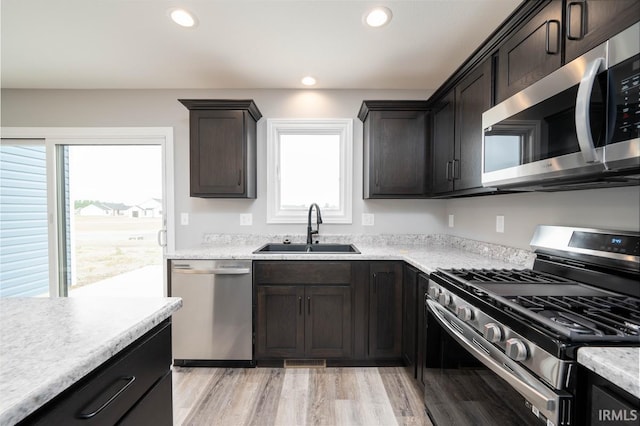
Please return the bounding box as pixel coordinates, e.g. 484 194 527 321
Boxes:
424 299 573 426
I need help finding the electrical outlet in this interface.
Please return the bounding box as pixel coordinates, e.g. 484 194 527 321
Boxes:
448 214 454 228
496 215 505 233
240 213 253 226
180 213 189 226
362 213 375 226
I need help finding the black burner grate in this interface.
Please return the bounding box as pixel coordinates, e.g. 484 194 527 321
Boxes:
510 295 640 337
447 268 575 284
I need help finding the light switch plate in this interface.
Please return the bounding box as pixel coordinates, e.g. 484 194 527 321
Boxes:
180 213 189 226
496 215 505 233
362 213 375 226
240 213 253 226
448 214 454 228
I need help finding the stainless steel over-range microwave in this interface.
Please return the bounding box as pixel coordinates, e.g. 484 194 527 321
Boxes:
482 22 640 190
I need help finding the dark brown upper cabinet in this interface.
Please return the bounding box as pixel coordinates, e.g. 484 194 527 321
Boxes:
496 0 639 103
431 92 456 194
179 99 262 198
495 0 563 103
564 0 640 62
358 101 430 199
432 59 492 196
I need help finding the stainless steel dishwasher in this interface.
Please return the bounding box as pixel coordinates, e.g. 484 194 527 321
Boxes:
170 259 253 367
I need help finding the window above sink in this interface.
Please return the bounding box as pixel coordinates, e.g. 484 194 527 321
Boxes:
265 119 353 224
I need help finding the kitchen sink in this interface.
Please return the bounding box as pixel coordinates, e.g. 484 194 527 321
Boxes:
253 243 360 254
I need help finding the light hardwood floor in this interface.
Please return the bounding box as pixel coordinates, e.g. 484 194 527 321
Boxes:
172 367 433 426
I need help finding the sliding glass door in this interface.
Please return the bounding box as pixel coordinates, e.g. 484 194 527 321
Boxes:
0 128 174 298
58 144 165 297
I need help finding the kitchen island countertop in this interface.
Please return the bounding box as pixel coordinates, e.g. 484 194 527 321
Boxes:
0 297 182 425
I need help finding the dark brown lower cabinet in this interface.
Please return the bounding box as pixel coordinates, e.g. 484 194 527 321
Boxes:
254 260 406 365
254 261 354 362
368 262 403 360
255 285 352 360
20 320 173 425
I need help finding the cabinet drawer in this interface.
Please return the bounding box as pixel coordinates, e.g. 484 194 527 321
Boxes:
118 370 173 426
23 321 171 425
254 261 352 284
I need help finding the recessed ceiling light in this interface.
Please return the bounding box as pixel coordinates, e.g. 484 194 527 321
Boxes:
168 8 198 28
301 76 317 86
364 7 392 28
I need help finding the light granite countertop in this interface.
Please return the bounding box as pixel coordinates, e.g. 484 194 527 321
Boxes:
578 347 640 398
167 233 536 272
0 297 182 425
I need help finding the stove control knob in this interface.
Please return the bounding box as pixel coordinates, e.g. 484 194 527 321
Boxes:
505 338 528 361
456 305 473 321
438 292 452 306
428 287 441 299
483 323 503 343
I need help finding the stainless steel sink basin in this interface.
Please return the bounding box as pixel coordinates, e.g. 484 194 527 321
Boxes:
253 243 360 254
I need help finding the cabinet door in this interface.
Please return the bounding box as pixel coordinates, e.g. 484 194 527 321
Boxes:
368 262 403 359
455 58 492 191
565 0 640 62
402 265 419 378
305 286 352 359
190 109 246 197
368 110 429 198
256 286 305 358
431 92 456 195
496 0 562 103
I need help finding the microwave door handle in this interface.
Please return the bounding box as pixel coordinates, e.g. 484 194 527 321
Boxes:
426 300 561 424
575 57 604 164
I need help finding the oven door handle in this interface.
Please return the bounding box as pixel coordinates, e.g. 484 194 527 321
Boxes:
426 300 562 425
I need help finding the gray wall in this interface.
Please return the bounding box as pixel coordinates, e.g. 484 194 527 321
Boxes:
1 89 447 249
445 187 640 249
2 89 639 250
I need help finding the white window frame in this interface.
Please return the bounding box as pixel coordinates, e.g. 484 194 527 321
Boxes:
266 118 353 224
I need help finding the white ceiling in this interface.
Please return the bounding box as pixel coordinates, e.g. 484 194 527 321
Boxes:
1 0 522 90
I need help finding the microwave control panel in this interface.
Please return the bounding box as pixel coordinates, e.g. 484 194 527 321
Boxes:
611 54 640 143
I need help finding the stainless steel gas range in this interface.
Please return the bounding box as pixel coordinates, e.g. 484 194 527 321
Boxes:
424 225 639 426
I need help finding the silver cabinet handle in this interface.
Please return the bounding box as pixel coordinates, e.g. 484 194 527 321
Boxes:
172 267 251 275
575 57 604 164
426 300 562 425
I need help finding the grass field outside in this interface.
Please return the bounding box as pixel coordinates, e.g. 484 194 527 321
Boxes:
72 215 163 289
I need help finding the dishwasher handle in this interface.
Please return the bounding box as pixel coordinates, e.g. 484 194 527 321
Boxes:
172 266 251 275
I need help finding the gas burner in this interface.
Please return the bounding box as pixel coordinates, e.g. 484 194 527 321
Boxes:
538 310 603 336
